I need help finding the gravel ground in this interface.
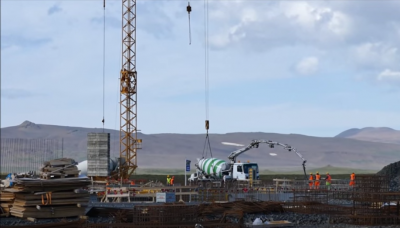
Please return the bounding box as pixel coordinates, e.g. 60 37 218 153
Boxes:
0 217 78 226
243 213 400 228
377 160 400 191
0 216 115 226
1 213 400 227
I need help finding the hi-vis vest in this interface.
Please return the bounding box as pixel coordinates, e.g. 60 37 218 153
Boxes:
326 175 332 183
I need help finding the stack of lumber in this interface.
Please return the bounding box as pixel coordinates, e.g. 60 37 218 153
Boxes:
40 158 80 179
0 191 15 216
3 174 91 219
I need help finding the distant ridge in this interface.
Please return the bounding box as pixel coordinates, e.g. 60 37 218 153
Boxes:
1 121 400 171
335 128 363 138
335 127 400 144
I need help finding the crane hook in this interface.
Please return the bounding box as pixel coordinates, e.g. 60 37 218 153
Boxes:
187 2 192 45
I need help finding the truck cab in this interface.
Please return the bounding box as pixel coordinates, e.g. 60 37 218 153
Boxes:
233 163 259 180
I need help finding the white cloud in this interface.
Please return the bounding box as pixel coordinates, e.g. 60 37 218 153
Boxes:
352 42 399 69
377 69 400 84
2 0 400 136
208 1 353 51
296 57 319 75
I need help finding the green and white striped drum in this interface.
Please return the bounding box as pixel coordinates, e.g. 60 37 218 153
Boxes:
197 158 227 178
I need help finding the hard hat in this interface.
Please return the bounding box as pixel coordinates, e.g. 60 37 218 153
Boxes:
326 172 329 174
310 172 313 174
167 175 170 177
317 171 319 174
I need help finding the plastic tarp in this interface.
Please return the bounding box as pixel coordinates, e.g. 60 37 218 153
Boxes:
253 218 263 225
6 173 13 187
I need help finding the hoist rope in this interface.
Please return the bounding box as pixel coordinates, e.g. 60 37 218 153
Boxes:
102 0 106 132
187 1 192 45
204 0 209 121
202 0 212 158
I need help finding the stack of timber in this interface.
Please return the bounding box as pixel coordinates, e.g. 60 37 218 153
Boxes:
40 158 80 179
2 159 91 219
0 191 14 216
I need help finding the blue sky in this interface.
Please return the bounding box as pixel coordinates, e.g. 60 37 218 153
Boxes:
1 0 400 137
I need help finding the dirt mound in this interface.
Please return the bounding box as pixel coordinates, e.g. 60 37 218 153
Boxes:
377 161 400 191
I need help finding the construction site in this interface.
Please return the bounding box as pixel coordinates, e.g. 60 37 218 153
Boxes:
1 0 400 227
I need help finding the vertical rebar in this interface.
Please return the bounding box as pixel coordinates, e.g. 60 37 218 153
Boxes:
42 139 46 164
21 138 24 173
13 138 16 173
62 138 64 158
31 139 34 172
35 139 39 171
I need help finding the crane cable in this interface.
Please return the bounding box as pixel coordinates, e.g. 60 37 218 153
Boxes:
202 0 212 158
102 0 106 132
187 1 192 45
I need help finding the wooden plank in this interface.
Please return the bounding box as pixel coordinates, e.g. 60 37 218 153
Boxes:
10 207 85 218
13 198 89 206
0 192 15 202
15 192 89 200
27 217 36 222
11 205 81 212
1 207 10 213
1 203 14 207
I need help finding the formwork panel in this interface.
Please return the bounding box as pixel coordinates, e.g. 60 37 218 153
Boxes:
87 133 110 177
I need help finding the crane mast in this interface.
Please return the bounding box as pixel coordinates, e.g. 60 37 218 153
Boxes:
119 0 141 180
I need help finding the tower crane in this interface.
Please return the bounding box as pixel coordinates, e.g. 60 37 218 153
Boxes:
118 0 142 180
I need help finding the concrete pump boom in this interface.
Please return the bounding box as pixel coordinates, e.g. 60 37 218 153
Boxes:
227 139 308 179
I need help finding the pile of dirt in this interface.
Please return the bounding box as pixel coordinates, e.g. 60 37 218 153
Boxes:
377 160 400 191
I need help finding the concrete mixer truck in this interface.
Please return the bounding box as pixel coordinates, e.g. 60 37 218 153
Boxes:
188 139 307 187
77 158 118 177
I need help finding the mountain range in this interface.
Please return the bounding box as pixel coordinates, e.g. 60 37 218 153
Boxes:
335 127 400 145
1 121 400 173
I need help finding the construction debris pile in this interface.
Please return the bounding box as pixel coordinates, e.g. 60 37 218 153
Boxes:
377 160 400 191
1 158 91 220
0 191 14 217
40 158 80 179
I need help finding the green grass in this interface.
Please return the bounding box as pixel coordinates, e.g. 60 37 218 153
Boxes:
134 168 187 175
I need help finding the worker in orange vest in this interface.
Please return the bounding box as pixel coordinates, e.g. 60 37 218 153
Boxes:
349 172 355 187
309 173 314 189
325 172 332 190
170 176 175 186
315 172 321 189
